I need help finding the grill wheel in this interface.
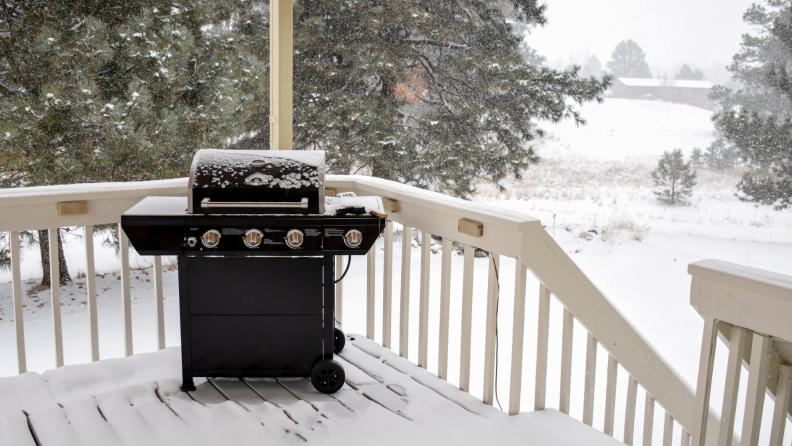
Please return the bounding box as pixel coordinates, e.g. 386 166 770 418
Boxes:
334 327 346 354
311 359 345 394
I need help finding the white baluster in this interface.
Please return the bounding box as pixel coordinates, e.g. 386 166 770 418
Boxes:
625 376 638 445
482 253 500 405
644 394 655 446
719 324 746 446
399 226 412 358
691 317 718 446
535 283 551 411
84 225 99 361
382 221 393 348
604 355 618 436
49 228 64 367
559 307 574 414
740 333 770 446
681 429 691 446
583 333 597 425
663 412 674 446
335 255 344 328
438 237 452 380
418 231 431 369
153 256 165 350
119 224 133 357
769 364 791 446
10 231 26 373
366 243 375 340
459 244 474 392
508 260 527 415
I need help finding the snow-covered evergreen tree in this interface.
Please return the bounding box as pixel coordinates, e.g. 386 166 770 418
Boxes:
582 56 603 78
606 40 652 78
652 149 697 205
675 65 706 81
703 139 741 170
710 0 792 209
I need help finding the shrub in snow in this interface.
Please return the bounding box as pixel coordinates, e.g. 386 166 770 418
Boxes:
690 148 703 167
651 149 697 205
703 139 741 170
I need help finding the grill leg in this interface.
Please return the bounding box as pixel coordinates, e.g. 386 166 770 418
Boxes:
178 256 196 391
324 255 335 361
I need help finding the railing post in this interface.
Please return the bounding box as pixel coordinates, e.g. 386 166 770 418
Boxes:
559 307 574 414
119 224 133 357
644 394 655 446
335 255 344 328
84 225 99 361
399 226 412 358
459 244 475 392
719 324 746 446
366 243 376 340
508 260 527 415
382 221 393 348
583 333 598 425
153 256 165 350
10 231 26 373
438 237 452 380
625 376 638 446
691 317 718 446
269 0 293 151
418 231 431 369
604 355 618 436
49 227 64 368
535 283 551 411
769 364 791 446
482 253 500 405
740 333 770 446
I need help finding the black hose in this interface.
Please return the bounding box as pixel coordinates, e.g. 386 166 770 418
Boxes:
334 255 352 284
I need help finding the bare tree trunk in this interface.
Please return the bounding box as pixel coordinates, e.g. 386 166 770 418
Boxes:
38 229 72 287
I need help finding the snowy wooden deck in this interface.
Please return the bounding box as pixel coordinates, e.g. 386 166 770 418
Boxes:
0 335 623 446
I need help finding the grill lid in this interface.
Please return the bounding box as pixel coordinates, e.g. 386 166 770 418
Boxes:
188 149 326 214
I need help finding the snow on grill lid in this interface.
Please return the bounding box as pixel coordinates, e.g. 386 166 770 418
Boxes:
191 149 325 190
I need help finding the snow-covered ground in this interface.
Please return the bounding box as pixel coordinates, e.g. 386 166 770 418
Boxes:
0 98 790 444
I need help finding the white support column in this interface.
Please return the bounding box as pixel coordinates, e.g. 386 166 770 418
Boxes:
269 0 292 150
691 317 718 446
382 221 393 348
119 224 133 357
740 333 770 446
84 225 99 361
508 260 527 415
335 255 344 328
625 376 638 446
644 393 655 446
49 228 64 368
153 256 165 350
583 333 598 426
482 253 499 405
769 364 791 446
535 283 551 411
418 231 431 369
604 355 618 436
459 244 475 392
399 226 412 358
559 307 574 415
366 244 375 340
664 413 674 446
719 325 746 446
10 231 26 373
438 237 452 380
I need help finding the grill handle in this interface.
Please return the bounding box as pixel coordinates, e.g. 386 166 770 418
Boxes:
201 197 309 209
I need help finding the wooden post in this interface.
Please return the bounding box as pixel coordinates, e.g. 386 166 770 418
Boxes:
508 261 527 415
559 308 574 414
119 224 133 357
382 221 393 348
49 228 64 368
367 243 376 340
459 244 474 392
740 333 770 446
643 394 655 446
535 283 551 411
691 317 718 446
153 256 165 350
482 253 499 405
10 231 26 373
438 237 452 380
269 0 292 150
719 325 746 446
583 333 597 425
418 231 431 369
625 376 638 446
399 226 412 358
84 225 99 361
335 255 344 328
604 355 618 436
663 412 674 446
769 364 791 446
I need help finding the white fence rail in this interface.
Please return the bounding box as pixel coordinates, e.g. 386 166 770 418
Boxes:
0 176 729 445
688 260 792 446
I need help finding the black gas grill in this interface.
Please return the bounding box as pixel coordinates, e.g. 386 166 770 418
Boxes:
121 149 385 394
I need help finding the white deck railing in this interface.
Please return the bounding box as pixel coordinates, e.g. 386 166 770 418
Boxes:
688 260 792 446
0 176 729 446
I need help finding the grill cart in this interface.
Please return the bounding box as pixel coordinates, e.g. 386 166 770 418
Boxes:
121 149 386 393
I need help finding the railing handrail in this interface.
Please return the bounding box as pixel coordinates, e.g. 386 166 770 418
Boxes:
1 175 726 445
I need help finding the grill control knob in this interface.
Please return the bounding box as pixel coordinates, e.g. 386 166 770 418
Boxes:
244 229 263 248
187 237 197 247
201 229 221 248
286 229 304 249
344 229 363 248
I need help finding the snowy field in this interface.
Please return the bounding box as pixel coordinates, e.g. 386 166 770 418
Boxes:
0 99 790 444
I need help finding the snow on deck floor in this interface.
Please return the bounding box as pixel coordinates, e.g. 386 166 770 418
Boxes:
0 335 622 446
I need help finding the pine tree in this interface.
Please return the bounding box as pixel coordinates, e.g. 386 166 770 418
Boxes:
675 65 706 81
710 0 792 209
652 149 697 205
703 139 741 170
690 147 703 167
582 55 603 78
606 40 652 78
231 0 611 197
